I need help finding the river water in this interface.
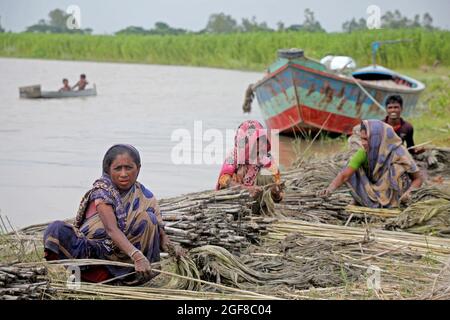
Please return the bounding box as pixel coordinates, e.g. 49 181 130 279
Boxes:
0 58 301 228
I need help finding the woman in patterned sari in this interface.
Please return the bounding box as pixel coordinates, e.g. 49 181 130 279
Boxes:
216 120 284 203
319 120 422 208
44 144 182 283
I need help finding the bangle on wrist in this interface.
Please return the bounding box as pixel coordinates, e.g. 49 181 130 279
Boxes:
129 248 139 258
134 255 147 262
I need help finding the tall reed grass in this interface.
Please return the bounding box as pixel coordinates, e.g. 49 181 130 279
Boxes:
0 29 448 70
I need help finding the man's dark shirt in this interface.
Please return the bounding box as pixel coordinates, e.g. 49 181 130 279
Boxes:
384 116 415 153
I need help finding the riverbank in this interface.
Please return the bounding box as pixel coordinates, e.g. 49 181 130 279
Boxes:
1 29 449 300
399 67 450 146
1 149 450 300
1 29 449 71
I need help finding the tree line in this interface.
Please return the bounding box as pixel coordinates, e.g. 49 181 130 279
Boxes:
0 16 5 33
342 10 435 33
0 8 438 35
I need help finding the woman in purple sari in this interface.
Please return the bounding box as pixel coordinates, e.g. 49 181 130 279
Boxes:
44 144 181 283
319 120 422 208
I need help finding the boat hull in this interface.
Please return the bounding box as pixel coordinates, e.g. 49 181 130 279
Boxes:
19 85 97 99
41 87 97 99
253 60 424 135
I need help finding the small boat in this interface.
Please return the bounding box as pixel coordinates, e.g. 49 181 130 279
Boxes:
19 84 97 99
251 48 425 135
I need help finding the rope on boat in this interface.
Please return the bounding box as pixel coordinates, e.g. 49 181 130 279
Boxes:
242 84 255 113
351 76 386 113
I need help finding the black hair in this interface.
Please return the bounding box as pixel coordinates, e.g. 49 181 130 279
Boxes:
80 74 86 79
360 121 367 133
385 95 403 107
102 144 141 174
62 78 68 82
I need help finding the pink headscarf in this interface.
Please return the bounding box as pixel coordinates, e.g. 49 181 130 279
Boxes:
216 120 273 190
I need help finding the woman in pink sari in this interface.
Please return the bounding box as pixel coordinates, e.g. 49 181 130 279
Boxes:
216 120 283 203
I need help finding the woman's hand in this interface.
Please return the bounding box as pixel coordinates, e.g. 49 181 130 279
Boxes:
133 252 152 280
235 166 246 184
159 229 187 258
160 230 170 252
248 186 263 198
413 146 426 155
165 241 187 258
399 190 412 204
401 172 422 204
173 245 187 258
318 187 333 198
317 167 357 198
270 184 281 196
270 184 284 202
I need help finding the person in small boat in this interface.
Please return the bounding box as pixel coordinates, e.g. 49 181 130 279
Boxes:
319 120 422 208
383 95 425 155
59 78 71 92
72 74 89 91
216 120 284 204
44 144 184 284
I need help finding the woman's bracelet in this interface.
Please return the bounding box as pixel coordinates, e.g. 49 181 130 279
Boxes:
134 255 147 263
129 248 140 260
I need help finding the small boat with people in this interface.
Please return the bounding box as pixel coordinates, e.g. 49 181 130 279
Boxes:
19 74 96 99
19 84 97 99
247 41 426 135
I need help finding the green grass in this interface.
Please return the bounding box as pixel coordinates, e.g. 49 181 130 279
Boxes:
0 29 449 71
405 67 450 146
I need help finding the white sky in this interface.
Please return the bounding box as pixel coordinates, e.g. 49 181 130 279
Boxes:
0 0 449 33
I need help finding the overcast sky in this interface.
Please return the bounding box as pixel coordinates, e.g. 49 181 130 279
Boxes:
0 0 449 33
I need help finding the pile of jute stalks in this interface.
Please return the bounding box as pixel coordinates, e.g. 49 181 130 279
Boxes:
14 188 275 254
0 265 50 300
20 224 450 300
158 188 275 251
273 191 352 224
13 148 450 249
272 151 355 223
1 148 449 300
